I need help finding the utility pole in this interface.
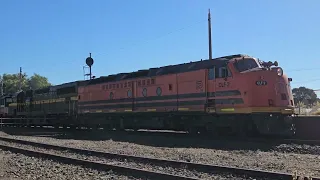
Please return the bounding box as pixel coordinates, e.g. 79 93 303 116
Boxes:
0 78 3 96
18 67 22 91
208 9 213 60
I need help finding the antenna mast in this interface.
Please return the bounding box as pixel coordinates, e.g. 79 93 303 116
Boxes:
208 9 213 60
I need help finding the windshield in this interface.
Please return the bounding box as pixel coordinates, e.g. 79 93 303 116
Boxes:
233 58 259 72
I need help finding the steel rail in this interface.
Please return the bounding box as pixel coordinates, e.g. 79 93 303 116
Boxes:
0 136 318 180
0 143 199 180
244 137 320 146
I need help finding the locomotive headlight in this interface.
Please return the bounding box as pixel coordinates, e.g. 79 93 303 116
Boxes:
277 67 283 76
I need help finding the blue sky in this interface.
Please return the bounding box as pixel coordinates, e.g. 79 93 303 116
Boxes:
1 0 320 92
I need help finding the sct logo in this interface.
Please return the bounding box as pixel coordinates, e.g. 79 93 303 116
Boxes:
256 80 267 86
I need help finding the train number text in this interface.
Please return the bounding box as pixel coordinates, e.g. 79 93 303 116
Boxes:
256 80 267 86
218 82 230 88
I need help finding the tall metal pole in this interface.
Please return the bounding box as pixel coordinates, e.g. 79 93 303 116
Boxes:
0 78 3 96
89 53 92 80
208 9 213 60
85 53 94 80
18 67 22 91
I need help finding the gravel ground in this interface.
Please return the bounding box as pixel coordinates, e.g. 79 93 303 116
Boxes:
0 140 259 180
0 131 320 178
0 149 137 180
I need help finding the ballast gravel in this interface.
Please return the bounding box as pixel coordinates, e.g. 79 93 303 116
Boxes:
0 149 137 180
0 131 319 178
0 141 260 180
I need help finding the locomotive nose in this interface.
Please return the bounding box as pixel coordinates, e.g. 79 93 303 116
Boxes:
250 68 294 113
275 73 295 108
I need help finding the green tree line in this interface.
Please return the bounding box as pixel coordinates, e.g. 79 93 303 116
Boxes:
0 73 51 95
292 86 319 107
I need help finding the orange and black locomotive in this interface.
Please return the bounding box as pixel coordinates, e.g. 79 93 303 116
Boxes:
0 54 295 136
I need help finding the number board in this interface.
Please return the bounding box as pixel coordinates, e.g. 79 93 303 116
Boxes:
256 80 267 86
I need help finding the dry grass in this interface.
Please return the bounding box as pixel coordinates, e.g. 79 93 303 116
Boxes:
312 110 320 115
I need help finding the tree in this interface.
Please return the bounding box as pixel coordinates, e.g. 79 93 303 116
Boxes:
0 73 28 94
0 73 51 95
296 101 306 114
292 86 318 107
313 101 320 108
28 73 51 90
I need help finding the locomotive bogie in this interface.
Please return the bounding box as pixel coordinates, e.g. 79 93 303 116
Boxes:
250 113 295 136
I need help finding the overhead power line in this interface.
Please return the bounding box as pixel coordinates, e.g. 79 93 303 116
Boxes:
287 68 320 72
291 78 320 84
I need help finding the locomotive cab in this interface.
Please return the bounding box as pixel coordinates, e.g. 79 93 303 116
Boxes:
228 57 295 135
0 95 13 117
231 57 294 112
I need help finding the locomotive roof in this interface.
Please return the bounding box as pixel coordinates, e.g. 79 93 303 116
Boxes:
49 81 81 91
83 54 250 86
31 81 84 94
18 54 250 91
11 81 87 95
0 94 12 99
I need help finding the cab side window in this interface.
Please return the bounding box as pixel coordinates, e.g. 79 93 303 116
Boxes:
216 66 232 78
208 68 215 80
0 99 4 106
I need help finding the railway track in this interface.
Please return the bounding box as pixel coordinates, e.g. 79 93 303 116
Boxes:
0 136 318 180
